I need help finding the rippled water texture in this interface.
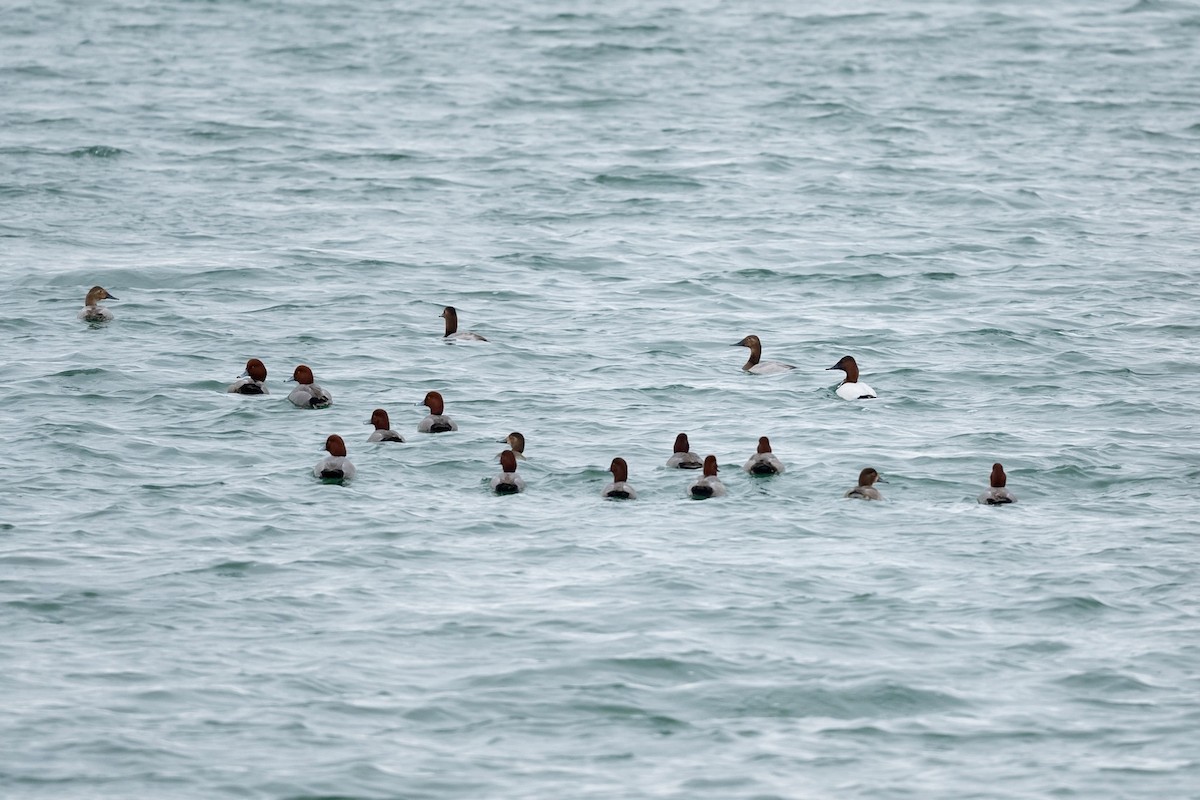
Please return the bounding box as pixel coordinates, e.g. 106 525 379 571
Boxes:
3 1 1199 798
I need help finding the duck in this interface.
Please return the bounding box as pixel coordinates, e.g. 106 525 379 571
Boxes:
732 335 795 374
601 457 637 500
978 463 1017 505
287 365 332 409
79 286 117 322
689 455 727 499
227 358 269 395
418 390 458 433
667 433 703 469
442 306 487 341
845 467 883 500
364 409 404 442
743 436 785 475
491 449 525 494
498 431 526 461
827 355 877 400
314 434 356 482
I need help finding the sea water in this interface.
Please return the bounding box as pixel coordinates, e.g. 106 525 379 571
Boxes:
2 1 1199 797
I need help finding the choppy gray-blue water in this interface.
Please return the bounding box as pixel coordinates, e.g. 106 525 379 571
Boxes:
3 1 1200 797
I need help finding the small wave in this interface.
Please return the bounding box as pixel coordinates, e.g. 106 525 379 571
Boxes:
546 42 687 59
1034 594 1116 616
51 367 109 378
730 268 781 280
594 171 704 190
186 560 282 578
732 679 968 720
1119 0 1186 12
574 701 690 732
0 64 64 79
1056 668 1156 693
1005 639 1072 655
69 145 127 159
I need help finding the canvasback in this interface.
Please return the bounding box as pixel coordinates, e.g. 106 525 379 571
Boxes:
314 434 356 482
442 306 487 341
365 408 404 443
978 462 1017 505
667 433 703 469
287 364 332 409
827 356 877 400
418 390 458 433
227 358 269 395
845 467 883 500
601 457 637 500
689 455 727 499
498 431 526 460
743 436 785 475
492 449 525 494
79 286 117 322
732 335 795 374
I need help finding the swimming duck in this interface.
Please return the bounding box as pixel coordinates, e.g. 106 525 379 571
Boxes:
845 467 883 500
498 431 526 460
601 457 637 500
492 449 525 494
978 463 1017 505
287 365 332 409
314 434 356 482
365 408 404 443
689 455 727 499
743 436 785 475
442 306 487 341
732 335 795 374
227 358 269 395
667 433 703 469
79 286 117 322
827 356 877 400
418 390 458 433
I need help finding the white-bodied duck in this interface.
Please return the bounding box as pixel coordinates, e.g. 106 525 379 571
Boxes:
827 355 877 400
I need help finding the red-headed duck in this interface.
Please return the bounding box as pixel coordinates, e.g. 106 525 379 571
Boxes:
364 408 404 443
667 433 703 469
314 434 356 482
601 457 637 500
80 286 118 322
743 436 785 475
827 355 877 400
418 391 457 433
978 463 1017 505
492 449 525 494
227 358 269 395
442 306 487 342
845 467 883 500
689 455 727 499
287 364 332 408
732 335 795 374
498 431 526 460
